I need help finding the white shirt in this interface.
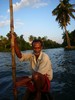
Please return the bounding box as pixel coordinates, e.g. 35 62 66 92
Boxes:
19 51 53 80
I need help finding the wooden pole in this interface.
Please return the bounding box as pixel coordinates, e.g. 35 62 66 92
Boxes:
9 0 17 99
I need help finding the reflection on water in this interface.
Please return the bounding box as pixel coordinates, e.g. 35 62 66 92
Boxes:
0 48 75 100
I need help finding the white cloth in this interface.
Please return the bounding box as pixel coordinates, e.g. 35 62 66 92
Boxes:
19 51 53 80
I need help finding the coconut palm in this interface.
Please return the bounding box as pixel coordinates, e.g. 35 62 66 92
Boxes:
29 35 34 43
52 0 75 49
29 35 37 44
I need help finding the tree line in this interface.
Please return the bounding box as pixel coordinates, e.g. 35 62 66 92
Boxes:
0 32 61 52
0 29 75 52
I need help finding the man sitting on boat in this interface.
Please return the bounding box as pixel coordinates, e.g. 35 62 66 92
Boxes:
13 34 53 100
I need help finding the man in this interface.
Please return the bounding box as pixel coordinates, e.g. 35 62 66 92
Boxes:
13 34 53 100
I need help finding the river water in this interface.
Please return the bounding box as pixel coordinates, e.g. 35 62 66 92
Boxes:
0 48 75 100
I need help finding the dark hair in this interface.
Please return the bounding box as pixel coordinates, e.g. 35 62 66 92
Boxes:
32 39 43 47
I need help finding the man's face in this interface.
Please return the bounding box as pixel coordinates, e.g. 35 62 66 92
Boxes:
33 42 42 56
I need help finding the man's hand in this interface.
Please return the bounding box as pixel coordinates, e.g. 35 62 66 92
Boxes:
8 31 17 42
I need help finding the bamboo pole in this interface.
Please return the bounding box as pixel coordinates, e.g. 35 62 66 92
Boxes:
9 0 17 99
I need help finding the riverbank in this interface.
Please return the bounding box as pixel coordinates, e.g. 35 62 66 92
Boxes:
65 46 75 50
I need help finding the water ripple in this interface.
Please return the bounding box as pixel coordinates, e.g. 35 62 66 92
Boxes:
0 48 75 100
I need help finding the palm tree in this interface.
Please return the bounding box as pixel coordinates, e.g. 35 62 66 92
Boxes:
29 35 34 43
52 0 75 49
29 35 37 44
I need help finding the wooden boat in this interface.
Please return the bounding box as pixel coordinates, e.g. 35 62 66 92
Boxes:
23 89 54 100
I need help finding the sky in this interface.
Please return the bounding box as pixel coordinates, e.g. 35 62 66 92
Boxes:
0 0 75 44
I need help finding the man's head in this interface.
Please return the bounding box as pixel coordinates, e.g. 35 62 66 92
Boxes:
32 39 43 56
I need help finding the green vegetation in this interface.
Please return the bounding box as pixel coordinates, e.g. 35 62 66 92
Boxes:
0 33 31 52
0 33 61 52
0 29 75 52
62 29 75 50
28 35 61 49
52 0 75 49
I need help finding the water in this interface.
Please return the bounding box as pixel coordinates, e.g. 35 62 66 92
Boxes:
0 48 75 100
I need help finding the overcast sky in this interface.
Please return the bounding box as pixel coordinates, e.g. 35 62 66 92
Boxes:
0 0 75 43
